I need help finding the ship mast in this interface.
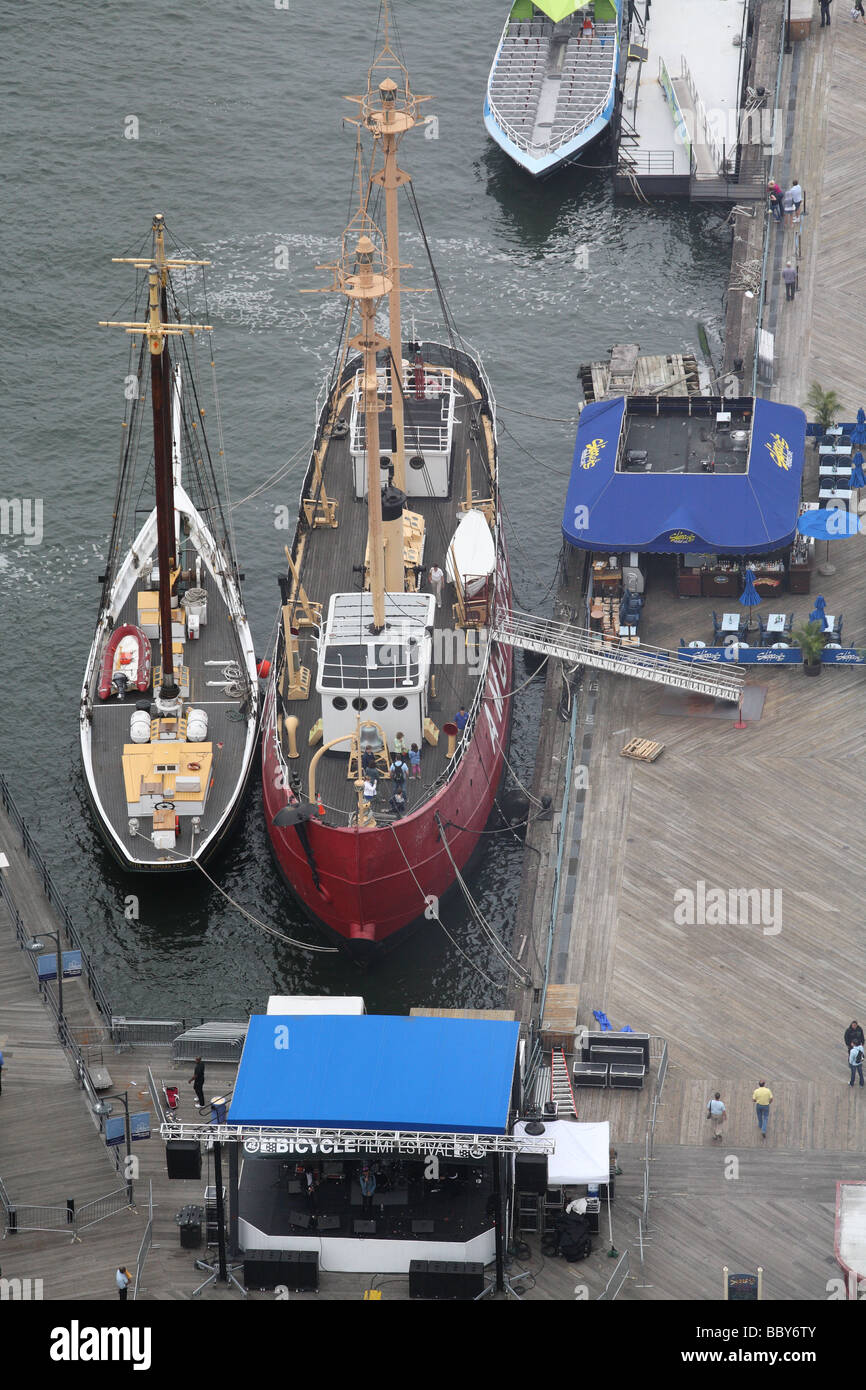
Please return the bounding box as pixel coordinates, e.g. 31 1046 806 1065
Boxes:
308 215 393 632
347 7 429 593
101 244 211 699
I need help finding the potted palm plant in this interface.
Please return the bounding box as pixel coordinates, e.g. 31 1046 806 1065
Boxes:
805 383 842 448
791 619 826 676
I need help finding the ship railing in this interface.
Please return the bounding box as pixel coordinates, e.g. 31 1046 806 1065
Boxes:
489 75 614 158
546 70 616 155
678 54 725 175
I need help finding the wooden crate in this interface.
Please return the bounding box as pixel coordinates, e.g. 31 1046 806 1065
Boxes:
621 737 664 763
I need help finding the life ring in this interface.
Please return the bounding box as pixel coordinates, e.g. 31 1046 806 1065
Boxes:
155 800 175 811
187 762 201 771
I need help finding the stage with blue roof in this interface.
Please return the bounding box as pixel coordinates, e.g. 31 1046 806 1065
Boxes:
231 1012 521 1275
229 1014 519 1133
562 395 807 554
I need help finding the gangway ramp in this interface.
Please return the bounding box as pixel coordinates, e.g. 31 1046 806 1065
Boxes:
491 610 745 703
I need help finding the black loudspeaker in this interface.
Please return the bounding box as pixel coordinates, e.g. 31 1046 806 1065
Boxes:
354 1219 377 1235
411 1219 435 1234
290 1209 312 1229
166 1140 202 1180
317 1214 340 1231
409 1260 485 1300
515 1153 548 1194
243 1250 318 1292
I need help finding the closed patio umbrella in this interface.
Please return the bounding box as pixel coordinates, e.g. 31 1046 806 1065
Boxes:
850 408 866 448
809 593 827 628
739 568 762 631
848 452 866 489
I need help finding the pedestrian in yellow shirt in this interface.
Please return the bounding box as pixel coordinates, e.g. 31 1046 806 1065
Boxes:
752 1081 773 1142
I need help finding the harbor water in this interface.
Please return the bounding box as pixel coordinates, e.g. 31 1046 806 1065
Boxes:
1 0 731 1016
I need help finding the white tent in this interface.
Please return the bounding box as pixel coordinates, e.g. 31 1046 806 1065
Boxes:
266 995 365 1015
513 1119 610 1185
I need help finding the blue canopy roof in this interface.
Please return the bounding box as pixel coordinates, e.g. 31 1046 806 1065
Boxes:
228 1015 519 1133
562 397 807 554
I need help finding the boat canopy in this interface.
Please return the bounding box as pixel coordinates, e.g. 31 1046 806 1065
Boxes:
512 0 617 22
562 396 807 555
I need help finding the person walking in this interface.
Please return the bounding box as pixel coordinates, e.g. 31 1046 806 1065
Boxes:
782 262 798 302
854 0 866 22
408 743 422 780
706 1092 726 1141
0 1046 4 1096
849 1043 865 1087
388 756 409 791
844 1020 864 1052
787 179 803 217
454 706 469 733
188 1056 205 1109
767 180 783 223
752 1080 773 1142
820 0 833 24
392 731 409 758
428 563 444 609
388 788 407 818
116 1265 131 1301
363 775 378 807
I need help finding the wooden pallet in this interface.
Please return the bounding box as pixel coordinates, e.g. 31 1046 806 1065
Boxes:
621 737 664 763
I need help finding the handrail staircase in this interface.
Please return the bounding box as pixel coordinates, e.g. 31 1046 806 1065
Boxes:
551 1046 578 1118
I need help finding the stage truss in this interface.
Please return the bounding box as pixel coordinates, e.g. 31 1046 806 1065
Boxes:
160 1123 556 1158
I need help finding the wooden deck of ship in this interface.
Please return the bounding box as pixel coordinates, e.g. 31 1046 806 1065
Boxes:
278 345 499 823
86 568 254 866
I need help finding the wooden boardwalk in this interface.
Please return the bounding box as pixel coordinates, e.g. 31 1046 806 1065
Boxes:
772 21 866 413
509 21 866 1297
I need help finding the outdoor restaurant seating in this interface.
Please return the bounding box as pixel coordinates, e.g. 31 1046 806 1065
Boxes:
757 612 794 645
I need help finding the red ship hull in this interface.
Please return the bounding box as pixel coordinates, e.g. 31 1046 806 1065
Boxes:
262 557 514 959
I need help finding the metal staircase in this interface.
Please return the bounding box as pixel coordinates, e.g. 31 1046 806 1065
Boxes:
491 610 745 703
551 1046 578 1118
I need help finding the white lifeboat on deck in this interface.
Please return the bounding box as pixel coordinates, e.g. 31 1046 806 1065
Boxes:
445 508 495 598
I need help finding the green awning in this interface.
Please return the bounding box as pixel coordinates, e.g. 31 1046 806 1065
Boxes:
510 0 616 25
531 1 589 21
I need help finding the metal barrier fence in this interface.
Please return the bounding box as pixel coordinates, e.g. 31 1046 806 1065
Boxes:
74 1188 132 1238
635 1036 669 1256
597 1248 630 1301
0 773 114 1024
1 1188 130 1241
112 1019 185 1048
133 1183 154 1301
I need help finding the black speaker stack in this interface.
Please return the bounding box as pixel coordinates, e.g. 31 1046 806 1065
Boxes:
409 1260 485 1300
165 1140 202 1180
514 1152 548 1194
243 1250 318 1292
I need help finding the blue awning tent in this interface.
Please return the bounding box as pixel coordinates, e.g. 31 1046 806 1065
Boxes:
562 397 807 554
228 1015 520 1133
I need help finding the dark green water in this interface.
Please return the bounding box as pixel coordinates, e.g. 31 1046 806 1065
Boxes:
0 0 730 1017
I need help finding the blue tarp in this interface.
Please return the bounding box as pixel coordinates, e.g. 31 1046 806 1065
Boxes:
228 1015 519 1133
562 397 807 554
